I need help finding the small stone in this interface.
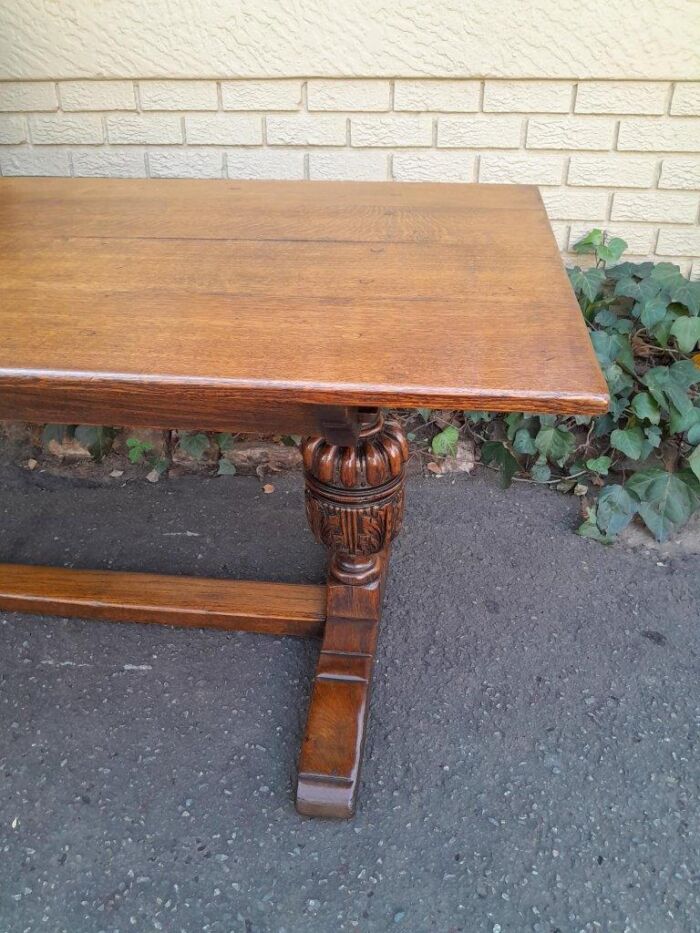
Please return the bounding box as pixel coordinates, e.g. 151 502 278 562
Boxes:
110 469 124 478
146 469 160 484
47 437 91 462
393 910 405 923
26 458 38 470
262 483 275 494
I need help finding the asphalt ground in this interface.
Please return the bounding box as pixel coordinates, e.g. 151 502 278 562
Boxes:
0 464 698 933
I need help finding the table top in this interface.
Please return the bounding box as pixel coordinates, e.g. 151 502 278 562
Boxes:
0 178 607 415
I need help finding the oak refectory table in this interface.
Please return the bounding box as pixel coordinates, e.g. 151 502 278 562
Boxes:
0 179 608 818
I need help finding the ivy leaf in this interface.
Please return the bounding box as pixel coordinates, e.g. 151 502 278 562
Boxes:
596 484 638 535
670 316 700 353
216 432 235 451
572 229 604 253
418 408 432 422
464 410 492 424
670 278 700 315
631 392 660 425
650 262 682 288
481 441 519 489
639 296 668 330
577 507 615 545
534 426 575 466
597 237 627 265
568 267 605 302
431 425 459 456
689 446 700 482
513 428 537 455
586 455 612 476
614 276 641 300
179 432 210 460
610 425 644 459
688 421 700 445
626 468 699 541
530 459 552 483
216 459 237 476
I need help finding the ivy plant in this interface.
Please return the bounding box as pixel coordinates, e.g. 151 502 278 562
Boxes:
455 231 700 542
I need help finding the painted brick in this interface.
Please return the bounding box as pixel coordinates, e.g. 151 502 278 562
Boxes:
139 81 218 111
567 155 658 188
185 114 262 145
148 149 224 178
617 119 700 152
484 81 572 113
691 261 700 281
527 117 615 150
438 115 521 148
0 146 71 176
569 222 656 255
308 150 388 180
549 222 570 250
658 158 700 190
0 115 27 144
670 83 700 116
611 191 698 223
0 82 57 112
656 228 700 256
221 80 302 111
30 114 103 144
60 81 136 111
267 115 346 146
351 115 432 147
478 153 564 185
226 149 305 179
72 148 147 177
394 80 480 113
576 82 669 115
307 80 390 112
539 188 609 220
106 115 183 145
392 150 474 182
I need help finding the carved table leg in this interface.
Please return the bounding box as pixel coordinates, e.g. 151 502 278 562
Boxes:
297 412 408 818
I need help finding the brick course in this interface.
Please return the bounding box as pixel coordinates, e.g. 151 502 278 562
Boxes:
0 78 697 267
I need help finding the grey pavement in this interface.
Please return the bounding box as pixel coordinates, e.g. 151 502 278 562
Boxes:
0 464 698 933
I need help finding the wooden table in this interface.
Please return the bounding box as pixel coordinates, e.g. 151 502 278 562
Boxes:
0 178 608 818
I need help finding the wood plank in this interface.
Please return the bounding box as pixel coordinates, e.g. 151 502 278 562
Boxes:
0 178 608 416
0 564 326 637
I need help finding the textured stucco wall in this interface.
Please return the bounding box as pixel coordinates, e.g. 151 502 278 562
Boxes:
1 4 699 269
1 1 699 81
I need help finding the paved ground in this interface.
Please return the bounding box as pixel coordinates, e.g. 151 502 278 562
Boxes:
0 464 698 933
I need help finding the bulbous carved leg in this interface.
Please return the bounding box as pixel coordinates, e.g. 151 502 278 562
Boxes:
302 412 408 585
297 412 408 818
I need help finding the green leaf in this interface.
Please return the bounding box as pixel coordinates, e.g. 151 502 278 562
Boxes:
670 278 700 315
577 508 615 545
418 408 432 422
513 428 537 455
614 276 642 300
151 457 170 476
688 421 700 445
534 426 575 466
610 425 644 460
626 468 698 541
463 410 492 424
568 266 606 302
216 432 235 451
530 459 552 483
216 459 237 476
74 425 115 461
586 455 612 476
42 424 69 445
631 392 660 425
179 432 209 460
572 229 604 253
639 296 668 330
670 404 700 435
597 237 627 265
596 484 637 535
650 262 682 287
688 446 700 482
670 316 700 353
126 437 153 464
431 425 459 456
482 441 519 489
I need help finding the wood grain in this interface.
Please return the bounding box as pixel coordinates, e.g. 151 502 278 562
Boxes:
0 178 608 417
0 564 326 637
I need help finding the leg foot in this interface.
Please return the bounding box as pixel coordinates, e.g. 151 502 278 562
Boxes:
296 560 386 818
